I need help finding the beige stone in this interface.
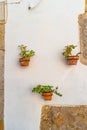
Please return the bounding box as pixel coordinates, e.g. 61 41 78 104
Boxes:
78 13 87 65
0 25 4 50
40 105 87 130
78 1 87 65
0 24 4 122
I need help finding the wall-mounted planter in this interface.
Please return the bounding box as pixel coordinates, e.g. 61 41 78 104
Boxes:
32 84 62 101
42 92 53 100
62 44 80 65
67 55 79 65
18 44 35 67
19 57 30 66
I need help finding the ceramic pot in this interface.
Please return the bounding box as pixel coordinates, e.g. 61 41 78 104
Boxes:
19 57 30 66
42 92 53 100
67 55 79 65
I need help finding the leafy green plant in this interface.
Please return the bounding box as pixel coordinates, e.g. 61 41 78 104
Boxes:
62 44 80 58
18 44 35 58
32 84 62 96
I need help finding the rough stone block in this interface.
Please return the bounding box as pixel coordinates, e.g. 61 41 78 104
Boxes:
0 24 4 121
40 105 87 130
0 25 4 50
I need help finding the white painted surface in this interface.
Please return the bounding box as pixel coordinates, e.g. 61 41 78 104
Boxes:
0 0 5 2
5 0 86 130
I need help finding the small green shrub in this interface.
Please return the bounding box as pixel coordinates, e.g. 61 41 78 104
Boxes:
18 44 35 58
62 45 80 58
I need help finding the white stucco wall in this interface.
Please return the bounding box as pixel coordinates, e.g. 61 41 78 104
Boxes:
5 0 87 130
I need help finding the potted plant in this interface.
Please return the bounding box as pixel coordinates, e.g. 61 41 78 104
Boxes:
32 84 62 100
62 44 80 65
18 44 35 66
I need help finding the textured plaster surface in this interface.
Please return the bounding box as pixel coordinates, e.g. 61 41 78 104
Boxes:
40 105 87 130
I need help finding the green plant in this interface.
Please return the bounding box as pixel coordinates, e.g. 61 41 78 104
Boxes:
62 44 80 58
18 44 35 58
32 84 62 96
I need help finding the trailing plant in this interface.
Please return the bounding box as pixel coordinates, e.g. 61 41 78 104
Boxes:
32 84 62 96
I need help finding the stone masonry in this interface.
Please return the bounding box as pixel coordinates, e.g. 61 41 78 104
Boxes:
40 105 87 130
0 24 4 120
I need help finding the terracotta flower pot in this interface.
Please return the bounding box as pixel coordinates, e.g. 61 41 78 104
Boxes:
67 55 79 65
42 92 53 100
19 57 30 66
